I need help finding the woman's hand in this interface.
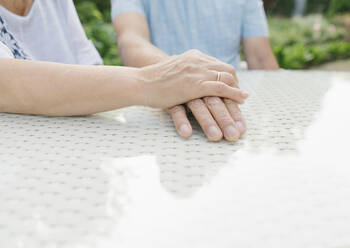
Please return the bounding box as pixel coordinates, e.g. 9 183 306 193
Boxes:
0 51 247 118
137 50 249 109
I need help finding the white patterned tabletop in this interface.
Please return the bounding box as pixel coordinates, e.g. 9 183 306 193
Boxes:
1 71 350 248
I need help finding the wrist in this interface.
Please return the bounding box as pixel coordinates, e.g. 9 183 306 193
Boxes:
124 55 171 108
125 67 147 107
135 66 153 107
107 66 146 108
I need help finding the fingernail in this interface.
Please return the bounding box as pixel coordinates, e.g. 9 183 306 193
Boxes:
179 124 191 137
208 126 222 139
241 91 249 98
236 121 245 134
224 125 240 141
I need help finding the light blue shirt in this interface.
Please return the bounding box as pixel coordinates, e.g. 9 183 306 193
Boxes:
111 0 269 68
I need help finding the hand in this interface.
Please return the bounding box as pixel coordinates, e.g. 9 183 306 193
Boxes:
169 97 246 142
137 50 249 109
167 54 247 142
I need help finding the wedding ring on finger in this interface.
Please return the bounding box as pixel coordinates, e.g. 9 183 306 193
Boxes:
216 72 221 82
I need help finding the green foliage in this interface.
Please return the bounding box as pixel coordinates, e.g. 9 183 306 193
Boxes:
306 0 331 14
328 0 350 17
269 15 346 46
74 1 122 66
269 15 350 69
266 0 294 16
266 0 350 16
266 0 332 16
74 0 111 22
83 21 122 66
75 2 103 23
273 42 350 69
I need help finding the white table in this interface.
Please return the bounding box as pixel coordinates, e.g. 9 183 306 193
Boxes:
1 71 350 248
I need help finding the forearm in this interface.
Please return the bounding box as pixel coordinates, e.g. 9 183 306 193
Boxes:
243 38 280 70
246 53 279 70
0 59 142 116
117 32 168 67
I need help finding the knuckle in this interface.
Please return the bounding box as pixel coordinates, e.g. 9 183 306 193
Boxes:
205 97 222 107
220 116 235 126
169 105 184 115
185 64 200 73
188 99 204 109
185 50 204 62
215 83 226 95
225 101 242 115
188 49 201 55
224 98 235 106
229 65 236 76
230 106 242 115
222 73 235 86
184 71 195 82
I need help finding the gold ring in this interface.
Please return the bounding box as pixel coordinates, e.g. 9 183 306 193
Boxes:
216 72 221 82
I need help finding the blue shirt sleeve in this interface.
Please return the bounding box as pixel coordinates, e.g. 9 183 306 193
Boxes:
110 0 145 20
242 0 269 38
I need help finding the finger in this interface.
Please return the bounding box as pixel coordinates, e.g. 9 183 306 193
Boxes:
204 97 240 142
201 81 249 104
187 99 223 142
208 71 236 87
167 105 192 138
224 99 247 135
206 63 238 85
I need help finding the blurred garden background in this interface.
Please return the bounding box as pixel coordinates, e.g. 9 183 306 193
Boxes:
73 0 350 70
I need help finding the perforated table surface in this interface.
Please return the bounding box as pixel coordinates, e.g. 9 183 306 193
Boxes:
1 71 350 248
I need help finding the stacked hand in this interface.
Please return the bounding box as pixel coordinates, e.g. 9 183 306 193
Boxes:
139 50 247 141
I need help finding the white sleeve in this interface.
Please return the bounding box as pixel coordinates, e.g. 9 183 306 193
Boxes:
61 0 103 65
0 41 14 59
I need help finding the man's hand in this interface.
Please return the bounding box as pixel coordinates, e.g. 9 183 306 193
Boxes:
168 98 246 142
